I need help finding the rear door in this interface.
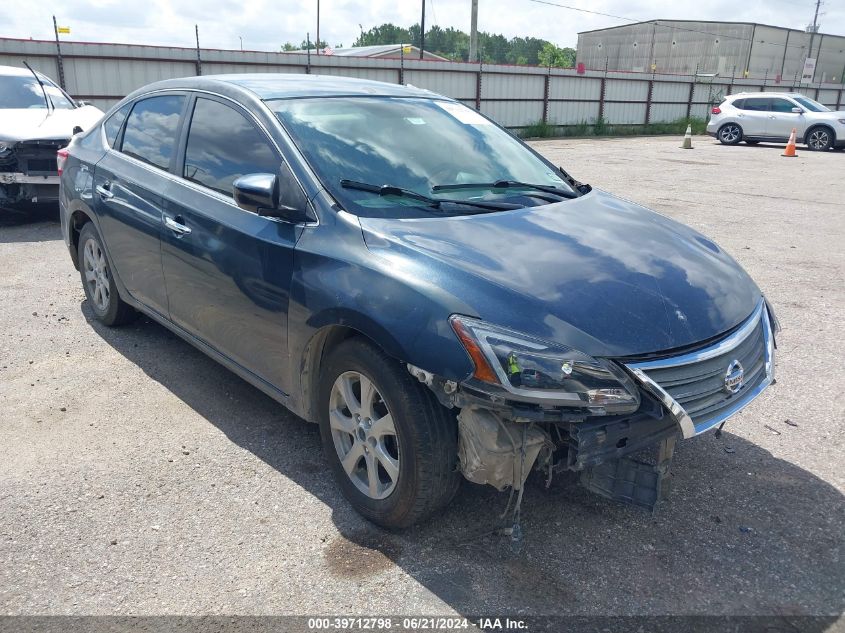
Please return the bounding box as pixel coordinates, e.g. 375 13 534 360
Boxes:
160 94 304 392
94 93 187 317
736 97 771 137
767 97 804 140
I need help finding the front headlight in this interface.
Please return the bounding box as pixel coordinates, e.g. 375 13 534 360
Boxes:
0 141 12 156
450 316 640 414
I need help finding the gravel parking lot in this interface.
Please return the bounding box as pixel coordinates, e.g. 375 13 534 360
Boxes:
1 136 843 626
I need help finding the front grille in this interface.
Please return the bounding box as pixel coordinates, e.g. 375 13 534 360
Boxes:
625 301 774 437
14 139 68 176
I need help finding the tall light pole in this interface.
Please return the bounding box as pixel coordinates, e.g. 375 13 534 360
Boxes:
420 0 426 59
469 0 478 62
317 0 321 55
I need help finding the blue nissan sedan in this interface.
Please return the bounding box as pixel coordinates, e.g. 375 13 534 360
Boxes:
59 74 778 529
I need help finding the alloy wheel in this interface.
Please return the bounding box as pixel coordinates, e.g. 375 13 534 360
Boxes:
329 371 400 500
83 238 110 312
808 129 830 150
720 125 740 143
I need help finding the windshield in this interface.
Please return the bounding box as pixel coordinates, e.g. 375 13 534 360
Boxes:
794 96 829 113
0 75 76 110
268 96 573 218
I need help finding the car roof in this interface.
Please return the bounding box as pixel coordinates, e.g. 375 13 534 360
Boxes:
728 92 804 98
131 73 443 101
0 64 52 79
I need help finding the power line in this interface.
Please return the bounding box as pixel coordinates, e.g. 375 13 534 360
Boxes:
524 0 824 52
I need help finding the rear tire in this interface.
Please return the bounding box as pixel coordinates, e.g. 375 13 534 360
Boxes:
77 222 136 326
718 123 743 145
318 338 460 528
806 126 834 151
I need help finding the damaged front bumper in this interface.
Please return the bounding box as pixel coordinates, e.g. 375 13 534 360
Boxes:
0 138 66 205
407 299 776 512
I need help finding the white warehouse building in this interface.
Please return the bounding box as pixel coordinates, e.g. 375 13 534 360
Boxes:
576 20 845 84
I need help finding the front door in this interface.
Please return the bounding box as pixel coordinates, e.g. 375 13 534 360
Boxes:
160 95 302 392
767 97 806 140
94 94 187 317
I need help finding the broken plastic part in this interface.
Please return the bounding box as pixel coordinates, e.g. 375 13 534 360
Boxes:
579 435 676 511
456 407 550 491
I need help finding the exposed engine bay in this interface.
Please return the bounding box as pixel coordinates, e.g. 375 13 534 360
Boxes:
408 363 680 515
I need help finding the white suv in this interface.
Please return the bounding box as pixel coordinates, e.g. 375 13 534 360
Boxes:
707 92 845 151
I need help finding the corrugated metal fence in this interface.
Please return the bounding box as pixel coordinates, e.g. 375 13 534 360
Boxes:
2 37 844 130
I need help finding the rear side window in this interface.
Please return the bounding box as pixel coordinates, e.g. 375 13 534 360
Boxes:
183 97 279 198
741 98 769 111
731 98 744 109
770 98 795 113
103 103 131 148
120 95 185 170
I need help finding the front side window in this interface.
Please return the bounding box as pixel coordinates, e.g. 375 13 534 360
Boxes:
268 96 573 219
0 74 75 110
104 103 132 148
793 96 830 113
183 98 279 197
770 98 796 113
741 98 770 112
121 95 185 170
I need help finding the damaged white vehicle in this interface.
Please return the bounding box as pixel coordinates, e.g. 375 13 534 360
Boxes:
0 65 102 209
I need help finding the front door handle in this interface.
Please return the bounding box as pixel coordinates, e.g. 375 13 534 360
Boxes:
95 182 113 200
164 215 191 235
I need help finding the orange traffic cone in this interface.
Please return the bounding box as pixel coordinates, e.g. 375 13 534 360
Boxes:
782 128 798 157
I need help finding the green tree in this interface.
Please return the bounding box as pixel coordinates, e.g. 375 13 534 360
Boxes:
300 38 328 50
538 42 576 68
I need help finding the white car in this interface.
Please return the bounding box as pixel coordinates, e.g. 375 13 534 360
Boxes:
706 92 845 151
0 65 103 209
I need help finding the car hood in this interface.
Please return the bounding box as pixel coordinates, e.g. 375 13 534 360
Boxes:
359 189 761 358
0 106 103 142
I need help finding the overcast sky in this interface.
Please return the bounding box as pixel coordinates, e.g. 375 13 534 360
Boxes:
2 0 843 51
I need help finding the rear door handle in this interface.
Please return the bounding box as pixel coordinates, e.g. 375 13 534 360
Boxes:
95 181 113 199
164 215 191 235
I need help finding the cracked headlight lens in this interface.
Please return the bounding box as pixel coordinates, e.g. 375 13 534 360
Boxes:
450 316 640 414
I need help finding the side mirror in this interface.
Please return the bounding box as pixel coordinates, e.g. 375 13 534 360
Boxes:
76 100 89 107
233 173 279 214
233 171 310 222
792 107 804 114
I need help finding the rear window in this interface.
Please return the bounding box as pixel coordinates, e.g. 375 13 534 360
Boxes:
120 95 184 170
731 98 745 109
104 104 131 148
741 98 769 112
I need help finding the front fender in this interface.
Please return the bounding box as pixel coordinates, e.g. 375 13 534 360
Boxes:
284 210 475 420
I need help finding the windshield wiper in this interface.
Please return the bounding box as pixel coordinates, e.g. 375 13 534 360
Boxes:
340 179 521 211
431 180 578 199
22 60 54 114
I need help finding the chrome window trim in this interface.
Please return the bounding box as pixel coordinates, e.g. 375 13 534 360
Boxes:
625 299 774 439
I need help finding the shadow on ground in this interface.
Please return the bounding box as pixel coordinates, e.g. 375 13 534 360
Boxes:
88 306 844 626
0 203 61 243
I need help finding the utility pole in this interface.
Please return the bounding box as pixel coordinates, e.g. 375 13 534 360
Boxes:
317 0 320 55
806 0 821 72
195 24 202 76
469 0 479 63
52 15 66 89
420 0 426 59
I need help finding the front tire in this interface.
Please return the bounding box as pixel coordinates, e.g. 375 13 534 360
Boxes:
718 123 743 145
318 338 460 528
806 127 834 151
77 223 136 326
